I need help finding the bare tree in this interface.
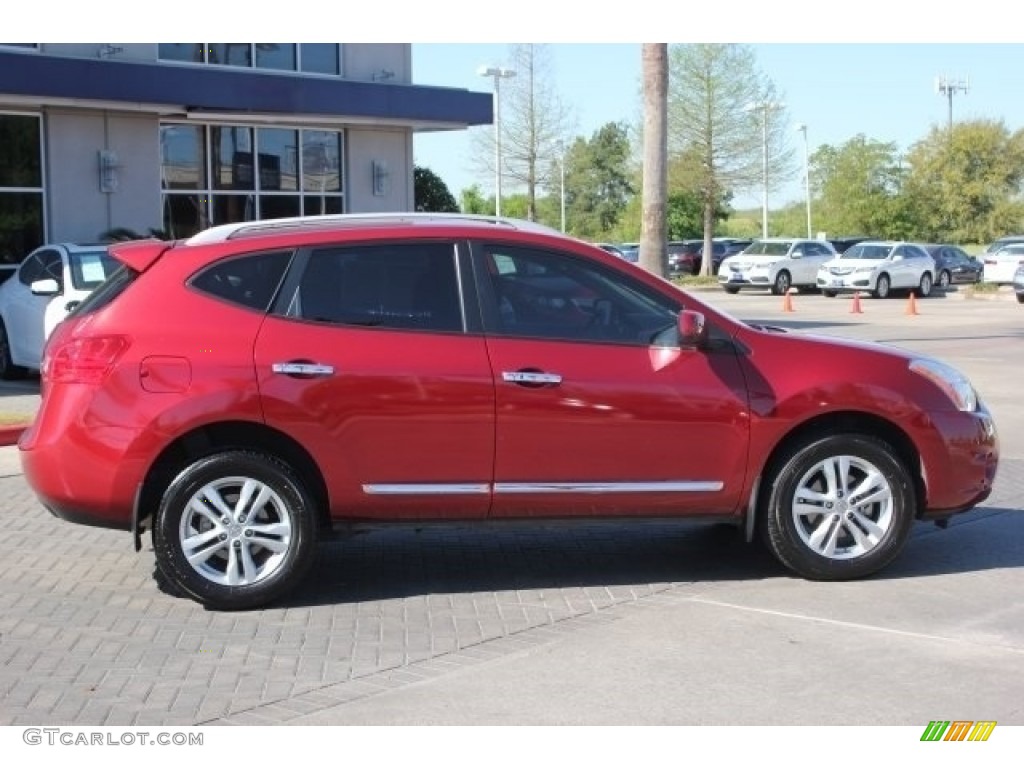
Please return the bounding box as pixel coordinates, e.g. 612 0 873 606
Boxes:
472 44 574 220
640 44 668 278
668 44 795 274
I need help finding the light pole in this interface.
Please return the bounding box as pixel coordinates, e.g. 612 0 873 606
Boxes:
796 122 812 237
477 65 516 217
559 145 566 233
745 100 784 238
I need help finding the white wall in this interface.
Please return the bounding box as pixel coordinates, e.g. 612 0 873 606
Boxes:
345 128 414 213
45 110 162 242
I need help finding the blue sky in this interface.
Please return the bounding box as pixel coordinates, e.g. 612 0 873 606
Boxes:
413 43 1024 210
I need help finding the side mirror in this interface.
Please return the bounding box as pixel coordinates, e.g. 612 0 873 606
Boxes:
30 278 61 296
677 310 708 348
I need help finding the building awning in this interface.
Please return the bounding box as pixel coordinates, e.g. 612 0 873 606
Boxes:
0 51 493 131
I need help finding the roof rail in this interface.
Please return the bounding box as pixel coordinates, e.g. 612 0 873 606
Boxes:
184 212 564 245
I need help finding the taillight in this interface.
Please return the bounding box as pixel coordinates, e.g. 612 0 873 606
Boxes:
45 335 130 385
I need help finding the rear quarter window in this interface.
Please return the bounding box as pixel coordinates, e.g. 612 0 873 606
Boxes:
190 250 293 311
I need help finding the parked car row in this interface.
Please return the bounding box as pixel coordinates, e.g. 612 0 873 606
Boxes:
715 238 988 299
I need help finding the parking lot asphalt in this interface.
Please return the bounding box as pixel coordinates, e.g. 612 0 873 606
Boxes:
0 287 1021 726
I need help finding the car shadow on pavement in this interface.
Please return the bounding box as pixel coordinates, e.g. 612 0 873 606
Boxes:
229 505 1024 610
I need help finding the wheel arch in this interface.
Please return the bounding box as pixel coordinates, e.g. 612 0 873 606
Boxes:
744 410 924 541
136 420 330 543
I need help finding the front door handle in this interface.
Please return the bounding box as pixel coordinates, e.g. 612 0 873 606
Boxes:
272 362 335 377
502 370 563 386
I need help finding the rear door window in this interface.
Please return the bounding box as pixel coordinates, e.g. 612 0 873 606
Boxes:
190 250 293 311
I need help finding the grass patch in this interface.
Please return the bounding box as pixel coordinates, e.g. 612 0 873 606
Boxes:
0 412 32 426
965 282 1002 293
673 275 720 287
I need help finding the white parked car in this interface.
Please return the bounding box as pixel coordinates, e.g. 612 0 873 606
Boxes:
0 243 119 379
816 241 936 299
718 238 837 295
982 243 1024 284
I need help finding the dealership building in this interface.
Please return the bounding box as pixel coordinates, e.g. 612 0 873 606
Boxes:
0 43 492 266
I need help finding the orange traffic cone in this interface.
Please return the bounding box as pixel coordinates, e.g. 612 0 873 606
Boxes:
782 288 795 313
905 292 919 316
850 292 864 314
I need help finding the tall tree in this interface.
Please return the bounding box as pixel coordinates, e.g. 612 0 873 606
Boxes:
810 135 909 239
563 123 635 239
472 44 574 221
413 166 458 213
902 120 1024 243
640 43 668 278
667 44 794 274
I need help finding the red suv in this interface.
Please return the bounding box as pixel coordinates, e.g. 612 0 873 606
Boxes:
19 214 999 610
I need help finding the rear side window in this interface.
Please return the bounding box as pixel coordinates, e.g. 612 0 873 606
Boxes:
289 242 463 332
191 250 292 311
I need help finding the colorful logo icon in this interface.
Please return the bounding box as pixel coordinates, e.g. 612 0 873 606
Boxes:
920 721 997 742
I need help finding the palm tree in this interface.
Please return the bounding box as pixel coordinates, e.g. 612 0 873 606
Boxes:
640 44 668 278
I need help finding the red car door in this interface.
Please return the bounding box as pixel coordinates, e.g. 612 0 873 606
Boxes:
476 242 751 518
254 241 494 520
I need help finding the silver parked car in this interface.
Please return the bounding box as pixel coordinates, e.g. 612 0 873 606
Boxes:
817 241 936 299
718 238 837 295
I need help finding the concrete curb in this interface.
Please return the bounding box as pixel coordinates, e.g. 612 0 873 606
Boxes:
0 425 26 447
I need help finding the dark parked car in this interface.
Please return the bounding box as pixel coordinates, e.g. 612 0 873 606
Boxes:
695 239 752 275
20 213 999 609
921 244 983 289
667 240 704 276
826 236 874 255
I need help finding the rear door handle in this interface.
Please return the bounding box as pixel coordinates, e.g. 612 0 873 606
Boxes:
272 362 335 377
502 371 563 386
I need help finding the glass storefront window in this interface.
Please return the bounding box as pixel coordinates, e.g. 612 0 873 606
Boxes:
160 125 206 190
300 44 340 75
208 44 253 67
211 126 255 190
255 44 295 71
158 44 205 63
0 192 43 266
0 114 42 187
162 123 344 240
257 128 298 192
302 131 341 193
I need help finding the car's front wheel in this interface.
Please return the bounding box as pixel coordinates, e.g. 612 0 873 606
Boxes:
760 434 916 581
154 451 319 610
771 270 792 296
822 290 837 298
723 286 740 295
917 272 933 298
873 274 891 299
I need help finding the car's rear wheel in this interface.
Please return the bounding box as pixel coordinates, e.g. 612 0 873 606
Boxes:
938 270 952 289
822 290 837 298
771 270 792 296
917 272 933 298
873 274 891 299
0 320 27 381
760 434 916 581
723 286 740 295
154 451 319 610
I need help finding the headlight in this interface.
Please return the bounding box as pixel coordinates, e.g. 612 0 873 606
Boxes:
909 358 978 412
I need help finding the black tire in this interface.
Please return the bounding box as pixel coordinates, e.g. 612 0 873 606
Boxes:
1016 293 1024 304
723 286 741 295
873 274 891 299
916 272 933 298
770 270 792 296
822 290 837 298
154 451 319 610
760 434 916 581
0 320 27 381
938 270 952 290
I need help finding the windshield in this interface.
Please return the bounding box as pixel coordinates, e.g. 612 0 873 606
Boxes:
841 244 893 260
743 241 793 256
69 250 120 290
